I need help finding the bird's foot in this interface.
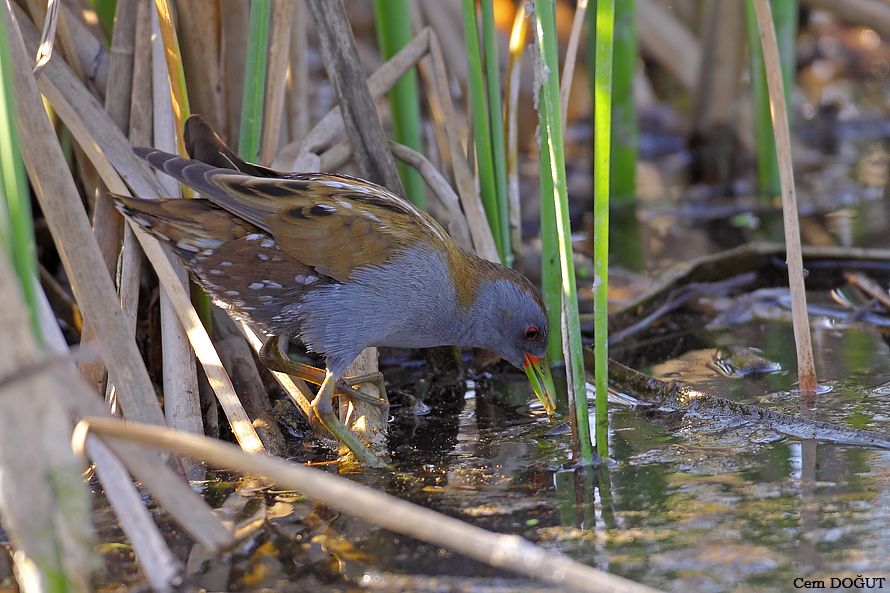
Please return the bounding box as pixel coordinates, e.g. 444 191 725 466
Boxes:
312 372 388 469
260 335 388 407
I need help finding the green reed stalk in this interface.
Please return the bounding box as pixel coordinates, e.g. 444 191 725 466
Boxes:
372 0 426 208
0 13 41 341
592 0 615 458
610 0 636 202
238 0 271 162
746 0 796 198
535 0 593 463
461 0 506 263
480 0 512 266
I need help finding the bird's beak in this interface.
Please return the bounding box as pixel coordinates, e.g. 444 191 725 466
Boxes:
523 353 557 415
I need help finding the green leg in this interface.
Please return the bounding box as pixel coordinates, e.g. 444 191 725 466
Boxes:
259 335 388 406
313 370 388 468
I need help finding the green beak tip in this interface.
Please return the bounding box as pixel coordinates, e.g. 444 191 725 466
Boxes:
524 357 557 415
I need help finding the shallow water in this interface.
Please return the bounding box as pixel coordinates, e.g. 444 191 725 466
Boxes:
100 317 887 593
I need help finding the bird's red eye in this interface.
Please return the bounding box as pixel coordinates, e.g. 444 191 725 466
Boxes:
525 326 539 340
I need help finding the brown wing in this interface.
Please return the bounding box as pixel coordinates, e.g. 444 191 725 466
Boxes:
135 148 451 282
113 195 326 334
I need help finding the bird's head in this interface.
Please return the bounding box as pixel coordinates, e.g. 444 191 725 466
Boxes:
460 262 557 414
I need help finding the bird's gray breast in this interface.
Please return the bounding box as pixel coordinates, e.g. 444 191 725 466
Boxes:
297 245 464 375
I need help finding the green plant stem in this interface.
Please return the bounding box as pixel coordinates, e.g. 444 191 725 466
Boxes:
609 0 636 202
372 0 426 208
0 12 40 342
535 0 593 463
771 0 797 108
538 120 563 371
746 0 796 198
238 0 271 162
480 0 512 266
461 0 505 263
592 0 615 458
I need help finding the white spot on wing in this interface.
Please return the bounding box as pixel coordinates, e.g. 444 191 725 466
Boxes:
176 241 199 253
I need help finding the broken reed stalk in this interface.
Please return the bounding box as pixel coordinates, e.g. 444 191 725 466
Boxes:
238 0 270 161
752 0 817 395
372 0 427 207
460 0 506 264
534 0 593 462
0 10 40 340
592 0 615 457
77 416 666 593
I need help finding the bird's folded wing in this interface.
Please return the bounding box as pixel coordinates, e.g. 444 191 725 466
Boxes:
135 148 449 282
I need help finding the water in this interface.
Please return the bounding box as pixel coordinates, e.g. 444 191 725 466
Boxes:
104 319 885 592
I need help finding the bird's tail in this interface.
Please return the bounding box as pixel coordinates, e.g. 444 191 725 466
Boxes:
112 195 256 259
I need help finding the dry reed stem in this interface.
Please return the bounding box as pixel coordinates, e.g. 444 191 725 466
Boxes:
16 13 266 452
36 278 182 592
106 0 152 411
87 437 182 592
31 0 58 74
427 31 499 261
636 0 700 91
24 0 84 83
276 28 431 168
9 13 248 552
260 0 295 165
417 0 466 84
7 2 166 426
221 0 249 143
412 4 451 177
151 6 203 441
237 321 314 418
389 140 473 249
286 0 310 145
212 310 288 456
752 0 817 395
692 0 744 133
0 244 94 593
560 0 588 131
76 417 666 593
176 0 225 133
505 5 528 259
79 0 138 398
305 0 403 194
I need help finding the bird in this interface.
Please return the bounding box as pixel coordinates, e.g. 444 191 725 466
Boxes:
113 115 556 466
